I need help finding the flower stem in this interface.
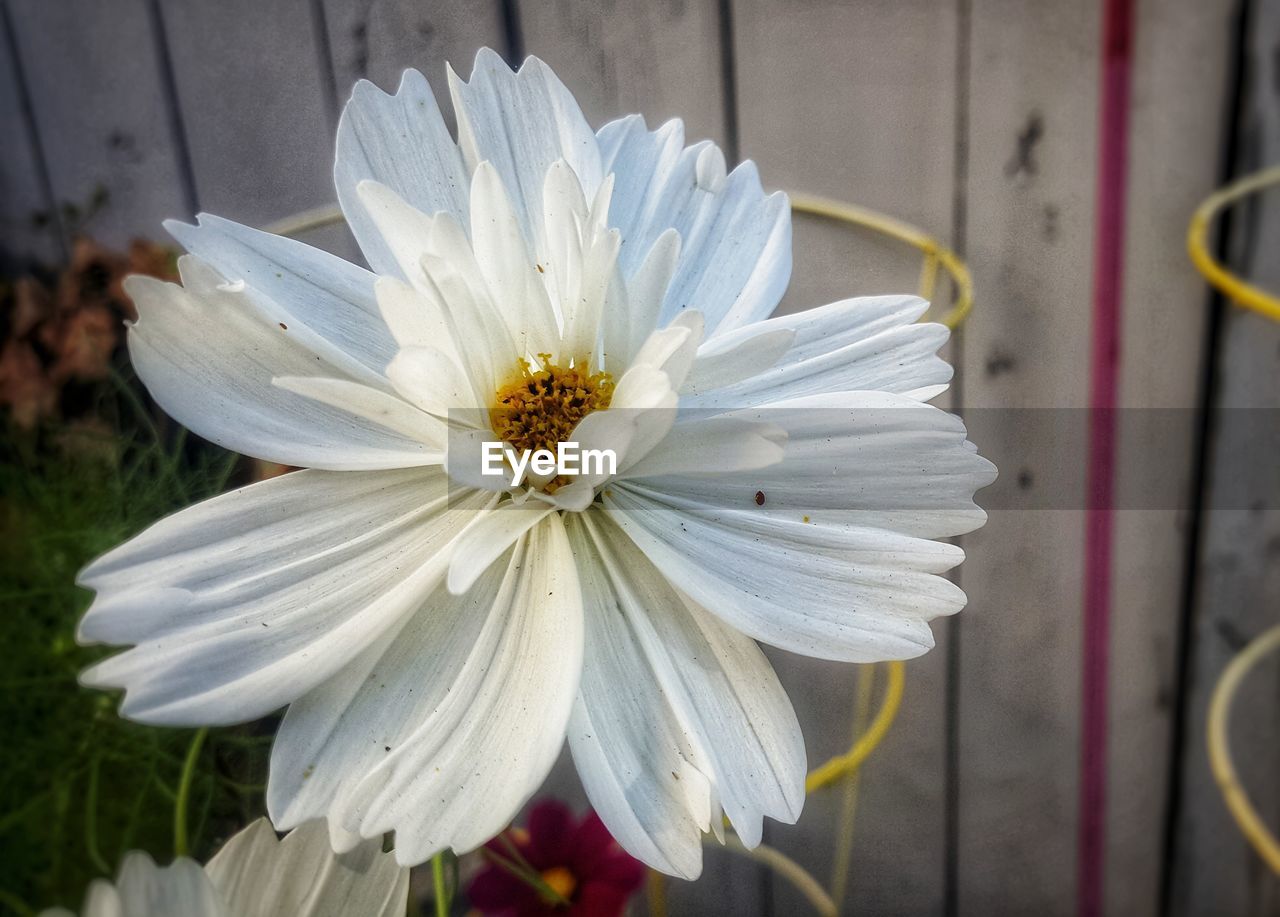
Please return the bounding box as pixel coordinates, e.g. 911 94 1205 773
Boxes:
85 753 110 875
646 869 668 917
173 728 207 857
431 853 450 917
721 835 836 917
481 845 570 906
0 888 34 917
830 663 878 902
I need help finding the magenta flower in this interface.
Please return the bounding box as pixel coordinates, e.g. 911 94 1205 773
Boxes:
469 801 645 916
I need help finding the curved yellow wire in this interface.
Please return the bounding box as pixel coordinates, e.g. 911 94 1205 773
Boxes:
787 193 973 330
1187 164 1280 322
806 661 906 793
1207 623 1280 874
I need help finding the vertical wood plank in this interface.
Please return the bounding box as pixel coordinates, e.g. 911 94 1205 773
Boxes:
321 0 507 113
155 0 362 259
734 0 960 319
1171 0 1280 912
158 0 335 229
4 0 190 248
0 1 62 267
731 2 960 915
517 0 728 148
955 0 1097 912
1106 1 1235 914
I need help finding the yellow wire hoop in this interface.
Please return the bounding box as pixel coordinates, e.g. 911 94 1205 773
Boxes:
806 661 906 793
1207 623 1280 874
787 193 973 330
1187 164 1280 322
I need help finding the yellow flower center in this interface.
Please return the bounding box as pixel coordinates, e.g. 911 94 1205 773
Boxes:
540 866 578 903
490 354 614 456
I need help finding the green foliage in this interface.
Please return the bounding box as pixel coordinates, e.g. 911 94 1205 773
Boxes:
0 372 270 915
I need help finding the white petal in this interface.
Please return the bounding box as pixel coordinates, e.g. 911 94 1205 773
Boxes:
598 393 994 661
124 260 434 470
353 179 440 286
335 515 584 864
166 214 396 382
273 376 447 450
114 853 223 917
444 427 519 493
639 391 995 538
597 321 705 476
597 116 791 335
602 228 680 372
356 181 540 379
385 345 479 418
470 161 559 356
629 312 702 391
618 416 785 480
537 160 623 364
206 818 408 917
449 50 603 251
533 478 597 512
565 512 805 877
604 480 970 662
419 214 520 398
602 363 679 474
374 277 459 362
681 296 952 412
267 576 498 837
58 879 122 917
78 469 493 725
335 70 469 278
553 407 638 494
683 327 794 395
446 500 557 594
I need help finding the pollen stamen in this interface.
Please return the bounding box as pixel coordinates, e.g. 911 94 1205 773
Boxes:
490 354 614 458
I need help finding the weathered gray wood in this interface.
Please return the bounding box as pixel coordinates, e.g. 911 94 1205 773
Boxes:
1170 0 1280 912
731 2 961 914
0 1 62 267
156 0 356 258
735 0 961 321
518 0 728 148
4 0 190 248
321 0 507 115
159 1 334 228
1106 2 1236 914
954 0 1097 912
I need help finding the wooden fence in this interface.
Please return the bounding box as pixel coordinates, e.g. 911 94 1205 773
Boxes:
1 0 1277 914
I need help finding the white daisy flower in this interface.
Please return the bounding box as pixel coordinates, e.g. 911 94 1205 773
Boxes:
78 49 996 878
40 819 407 917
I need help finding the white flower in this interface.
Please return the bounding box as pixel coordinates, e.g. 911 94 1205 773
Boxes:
78 49 996 878
40 819 407 917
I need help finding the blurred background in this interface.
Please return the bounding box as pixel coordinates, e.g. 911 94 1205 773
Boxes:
1 0 1278 915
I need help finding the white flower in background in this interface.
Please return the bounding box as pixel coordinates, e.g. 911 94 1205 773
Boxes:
41 819 407 917
78 50 996 877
